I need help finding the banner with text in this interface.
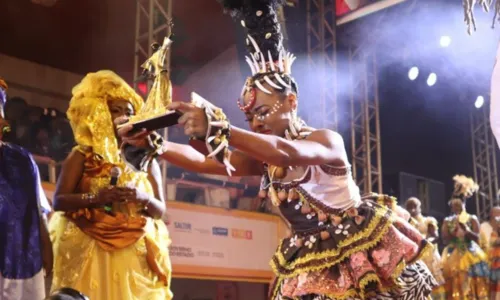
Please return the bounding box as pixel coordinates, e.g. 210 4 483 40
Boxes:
166 202 281 282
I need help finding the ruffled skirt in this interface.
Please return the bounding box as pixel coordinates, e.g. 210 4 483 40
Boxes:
441 241 489 299
270 201 437 300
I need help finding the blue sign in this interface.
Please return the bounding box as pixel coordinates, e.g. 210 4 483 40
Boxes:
212 227 229 236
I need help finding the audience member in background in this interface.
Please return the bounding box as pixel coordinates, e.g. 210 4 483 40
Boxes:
49 117 74 162
49 70 172 300
441 175 489 299
29 124 53 181
0 77 53 299
479 206 500 299
406 197 446 300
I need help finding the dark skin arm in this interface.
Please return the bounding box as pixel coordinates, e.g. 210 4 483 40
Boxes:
53 149 131 211
427 223 439 243
121 159 166 219
229 127 346 167
441 220 451 245
171 102 348 168
118 125 263 177
460 215 480 243
39 213 53 275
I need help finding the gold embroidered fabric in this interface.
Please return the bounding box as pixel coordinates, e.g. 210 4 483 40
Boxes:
67 70 143 164
50 75 172 298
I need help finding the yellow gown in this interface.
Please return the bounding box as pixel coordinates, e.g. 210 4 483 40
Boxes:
441 212 489 300
49 147 173 300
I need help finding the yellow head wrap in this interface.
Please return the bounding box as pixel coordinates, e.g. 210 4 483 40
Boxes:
67 70 143 164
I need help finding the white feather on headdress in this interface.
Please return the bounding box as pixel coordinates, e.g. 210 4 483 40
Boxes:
452 174 479 200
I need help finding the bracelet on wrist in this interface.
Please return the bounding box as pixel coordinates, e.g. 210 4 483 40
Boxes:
82 193 97 204
190 93 235 175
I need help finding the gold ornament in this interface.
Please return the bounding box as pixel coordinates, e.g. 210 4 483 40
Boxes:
318 211 328 222
301 203 312 214
268 185 281 206
320 231 330 240
330 215 342 226
278 189 288 201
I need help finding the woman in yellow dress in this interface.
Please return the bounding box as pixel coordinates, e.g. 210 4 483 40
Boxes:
49 70 172 300
441 175 489 299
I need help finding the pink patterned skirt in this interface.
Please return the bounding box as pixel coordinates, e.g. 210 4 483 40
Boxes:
270 201 437 300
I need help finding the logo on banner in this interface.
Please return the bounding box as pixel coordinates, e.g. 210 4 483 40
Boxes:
212 227 229 236
231 228 253 240
174 222 192 232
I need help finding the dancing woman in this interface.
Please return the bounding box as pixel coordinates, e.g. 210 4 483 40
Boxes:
441 175 489 299
49 71 172 300
119 1 437 298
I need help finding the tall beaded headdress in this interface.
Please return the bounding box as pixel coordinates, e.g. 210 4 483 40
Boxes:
217 0 298 112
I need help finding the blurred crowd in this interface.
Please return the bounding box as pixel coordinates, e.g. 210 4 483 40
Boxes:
3 96 74 180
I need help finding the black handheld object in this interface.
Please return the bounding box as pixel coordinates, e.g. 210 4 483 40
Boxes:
105 166 122 212
122 110 182 135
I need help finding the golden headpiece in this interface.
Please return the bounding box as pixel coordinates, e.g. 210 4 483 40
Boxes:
67 70 143 164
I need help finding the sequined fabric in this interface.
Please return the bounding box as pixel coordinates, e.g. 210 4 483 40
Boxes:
0 143 43 280
67 70 143 164
50 146 173 299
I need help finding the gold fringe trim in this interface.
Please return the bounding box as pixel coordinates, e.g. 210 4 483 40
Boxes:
271 204 393 276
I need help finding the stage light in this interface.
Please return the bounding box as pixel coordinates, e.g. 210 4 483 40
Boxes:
137 82 148 95
427 73 437 86
475 96 484 109
440 36 451 47
408 67 419 80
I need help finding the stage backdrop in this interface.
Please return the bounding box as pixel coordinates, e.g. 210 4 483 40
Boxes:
41 183 287 283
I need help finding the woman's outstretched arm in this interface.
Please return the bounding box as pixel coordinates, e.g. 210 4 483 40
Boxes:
168 102 348 168
118 124 263 177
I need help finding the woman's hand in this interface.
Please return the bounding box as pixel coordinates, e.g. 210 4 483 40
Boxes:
168 102 208 138
95 187 129 205
114 116 152 148
120 187 151 205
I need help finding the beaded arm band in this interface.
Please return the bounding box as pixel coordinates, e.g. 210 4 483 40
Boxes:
191 92 235 176
120 132 166 172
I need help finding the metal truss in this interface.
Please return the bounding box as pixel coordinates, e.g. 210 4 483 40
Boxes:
306 0 338 131
349 48 382 194
470 98 499 220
